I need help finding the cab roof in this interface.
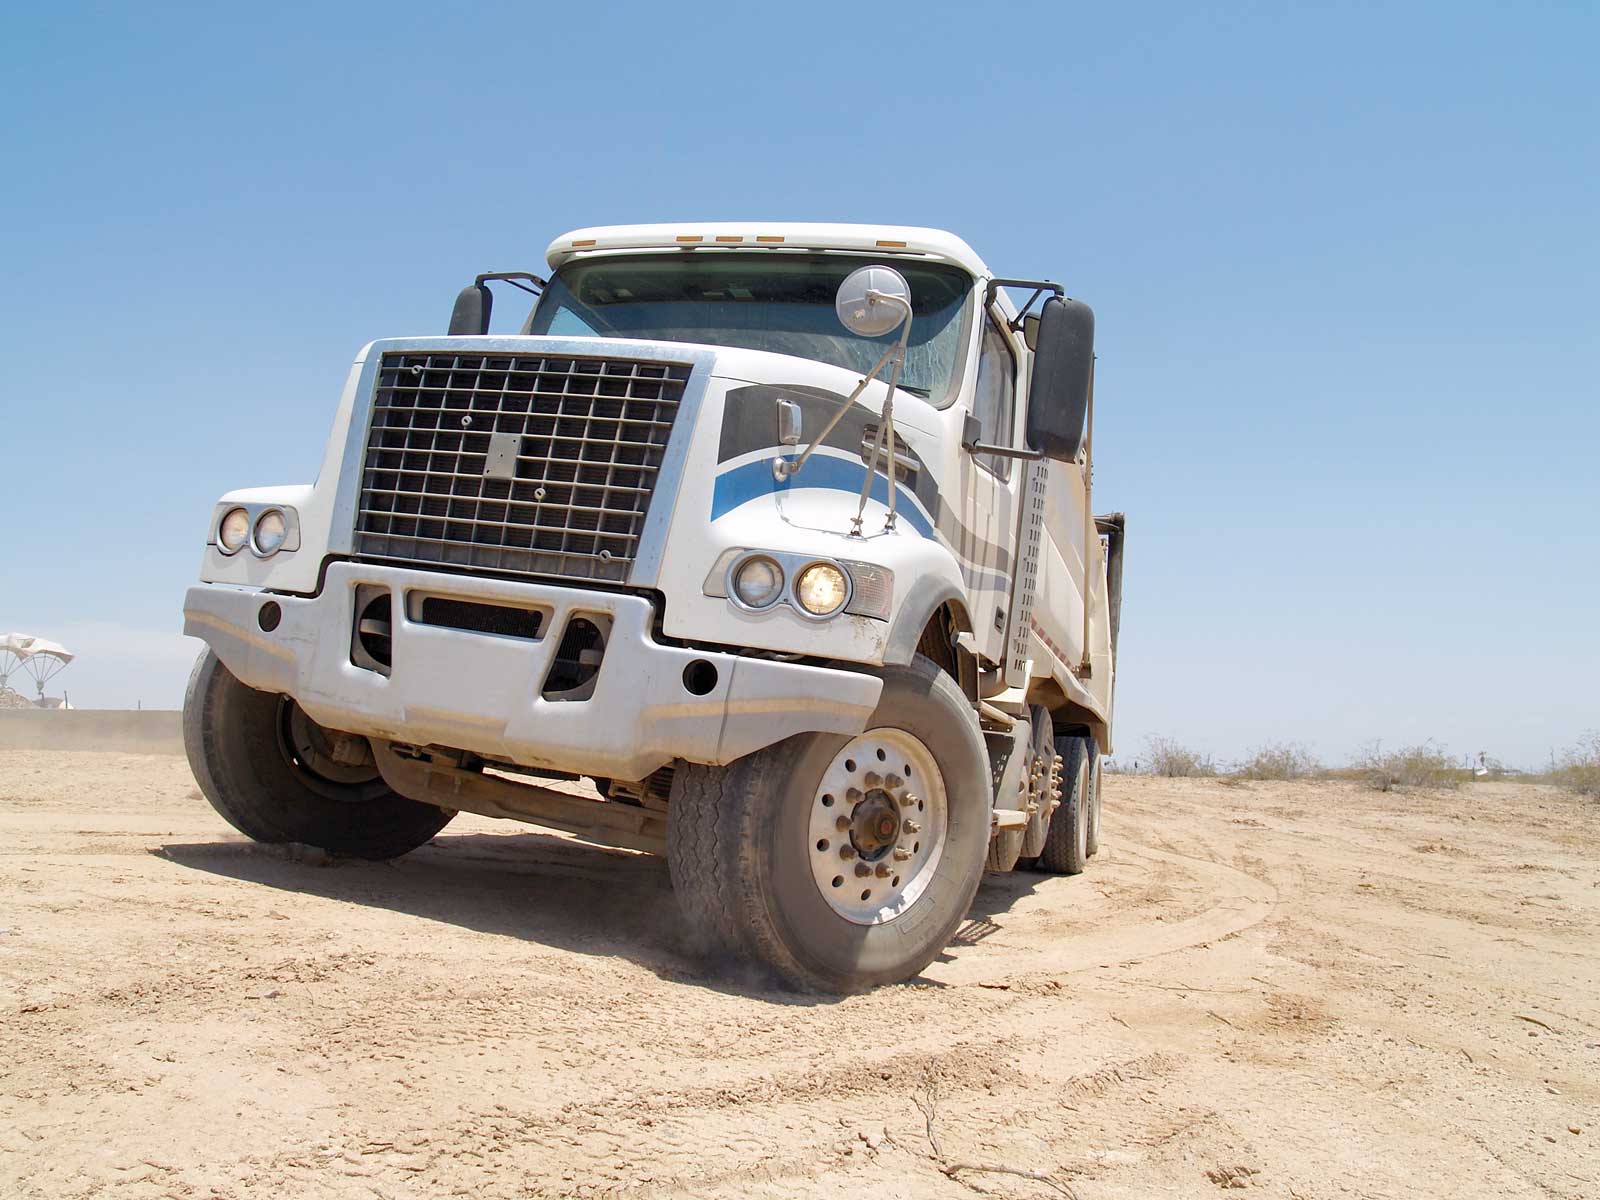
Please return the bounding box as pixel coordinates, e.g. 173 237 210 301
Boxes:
545 223 994 279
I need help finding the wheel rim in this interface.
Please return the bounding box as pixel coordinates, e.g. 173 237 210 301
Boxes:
275 698 382 791
807 727 948 926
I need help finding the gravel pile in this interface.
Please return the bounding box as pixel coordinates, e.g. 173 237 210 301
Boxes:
0 688 35 710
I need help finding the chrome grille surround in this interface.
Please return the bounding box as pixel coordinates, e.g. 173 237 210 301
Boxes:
353 350 692 584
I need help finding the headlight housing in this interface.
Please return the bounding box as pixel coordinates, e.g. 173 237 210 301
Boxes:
217 507 250 555
253 509 288 556
731 555 785 609
794 562 850 618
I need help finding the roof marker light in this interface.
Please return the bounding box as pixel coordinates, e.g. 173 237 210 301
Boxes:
715 235 743 243
676 235 703 243
756 235 785 243
572 239 596 247
876 239 907 248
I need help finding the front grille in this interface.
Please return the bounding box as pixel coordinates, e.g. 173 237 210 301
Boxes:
354 351 691 584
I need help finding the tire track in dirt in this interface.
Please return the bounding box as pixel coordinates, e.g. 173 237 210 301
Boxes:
926 840 1278 986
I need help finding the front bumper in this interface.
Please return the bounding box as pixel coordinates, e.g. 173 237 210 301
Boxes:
183 562 883 781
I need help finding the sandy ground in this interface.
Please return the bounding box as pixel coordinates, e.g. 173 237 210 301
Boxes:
1 751 1596 1199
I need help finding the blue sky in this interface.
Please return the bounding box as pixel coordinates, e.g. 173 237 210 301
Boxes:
2 2 1595 767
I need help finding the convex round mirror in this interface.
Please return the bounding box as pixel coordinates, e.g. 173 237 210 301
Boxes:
835 265 912 337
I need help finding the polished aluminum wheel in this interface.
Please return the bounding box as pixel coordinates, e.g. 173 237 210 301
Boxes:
807 727 947 925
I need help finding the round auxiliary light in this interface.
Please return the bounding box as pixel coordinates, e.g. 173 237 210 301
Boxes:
254 509 288 556
732 555 785 609
795 562 849 617
218 507 250 555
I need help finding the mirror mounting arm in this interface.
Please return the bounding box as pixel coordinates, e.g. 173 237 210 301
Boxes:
475 270 547 296
985 277 1065 332
851 291 913 535
964 441 1046 462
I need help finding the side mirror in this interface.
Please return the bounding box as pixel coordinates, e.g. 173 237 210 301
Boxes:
448 283 492 335
1025 296 1094 461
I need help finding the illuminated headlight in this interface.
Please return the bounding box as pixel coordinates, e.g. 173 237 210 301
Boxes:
732 555 785 609
218 507 250 555
253 509 288 556
795 562 850 617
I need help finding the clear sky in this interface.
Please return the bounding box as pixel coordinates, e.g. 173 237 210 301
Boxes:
2 2 1595 768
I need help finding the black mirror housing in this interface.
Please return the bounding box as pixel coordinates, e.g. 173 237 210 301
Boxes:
448 283 492 335
1025 296 1094 461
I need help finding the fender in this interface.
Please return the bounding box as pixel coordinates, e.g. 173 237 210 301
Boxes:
884 572 972 666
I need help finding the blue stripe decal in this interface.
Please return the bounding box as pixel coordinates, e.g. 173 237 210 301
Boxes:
711 456 936 540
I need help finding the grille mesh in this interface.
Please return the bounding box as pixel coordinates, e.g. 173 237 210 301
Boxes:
354 351 690 584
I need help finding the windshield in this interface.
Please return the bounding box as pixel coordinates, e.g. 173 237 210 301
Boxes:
526 253 973 401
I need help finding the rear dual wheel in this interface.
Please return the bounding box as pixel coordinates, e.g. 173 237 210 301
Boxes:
667 657 989 992
1038 735 1099 874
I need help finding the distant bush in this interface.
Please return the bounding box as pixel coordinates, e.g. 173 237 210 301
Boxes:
1145 735 1216 778
1355 740 1461 791
1552 732 1600 797
1232 742 1322 781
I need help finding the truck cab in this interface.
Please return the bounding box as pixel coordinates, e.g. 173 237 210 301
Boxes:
182 223 1124 991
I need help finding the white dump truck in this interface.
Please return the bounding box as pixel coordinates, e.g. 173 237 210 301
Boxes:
182 223 1125 991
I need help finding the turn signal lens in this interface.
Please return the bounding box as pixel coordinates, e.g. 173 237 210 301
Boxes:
795 563 849 617
732 556 785 609
254 509 288 556
218 507 249 554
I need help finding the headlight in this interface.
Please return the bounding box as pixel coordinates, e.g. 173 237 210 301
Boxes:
254 509 288 556
731 555 785 609
795 562 849 617
218 507 250 554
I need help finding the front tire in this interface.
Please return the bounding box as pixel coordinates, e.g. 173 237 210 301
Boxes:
183 650 454 860
667 656 990 992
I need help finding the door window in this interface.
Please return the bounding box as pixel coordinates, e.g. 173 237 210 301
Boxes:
973 315 1016 479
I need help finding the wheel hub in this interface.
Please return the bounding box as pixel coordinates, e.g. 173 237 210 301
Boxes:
850 790 901 859
807 728 947 926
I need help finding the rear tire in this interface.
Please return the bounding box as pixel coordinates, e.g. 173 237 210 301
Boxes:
1037 735 1090 875
1018 706 1057 860
667 656 990 992
1085 742 1103 857
183 649 454 860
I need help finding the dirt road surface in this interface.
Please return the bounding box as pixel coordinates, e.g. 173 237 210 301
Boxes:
2 750 1596 1199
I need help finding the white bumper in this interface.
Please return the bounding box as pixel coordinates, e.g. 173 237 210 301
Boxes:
183 562 882 781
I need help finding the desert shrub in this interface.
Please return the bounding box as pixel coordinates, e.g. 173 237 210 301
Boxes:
1552 732 1600 797
1232 742 1321 781
1354 740 1461 791
1145 735 1216 778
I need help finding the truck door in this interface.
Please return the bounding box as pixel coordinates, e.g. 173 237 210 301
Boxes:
960 311 1023 664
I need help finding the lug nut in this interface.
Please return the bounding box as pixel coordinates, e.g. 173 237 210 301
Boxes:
900 793 918 807
875 863 892 878
902 820 921 834
855 863 871 878
846 787 863 803
839 845 856 860
893 848 912 861
836 815 852 832
884 773 903 790
864 771 882 788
